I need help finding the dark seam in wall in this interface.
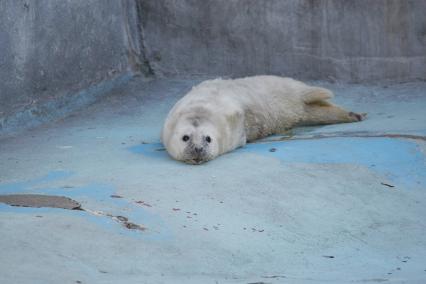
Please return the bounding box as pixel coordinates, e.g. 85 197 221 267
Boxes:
134 0 155 76
121 0 140 73
121 0 154 76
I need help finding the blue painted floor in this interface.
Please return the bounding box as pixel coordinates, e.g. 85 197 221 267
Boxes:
0 78 426 283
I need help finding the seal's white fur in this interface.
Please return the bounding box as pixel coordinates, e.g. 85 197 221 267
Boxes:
162 76 364 164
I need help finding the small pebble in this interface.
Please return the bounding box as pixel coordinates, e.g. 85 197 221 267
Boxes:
135 201 152 207
124 222 145 231
116 216 128 222
269 148 277 152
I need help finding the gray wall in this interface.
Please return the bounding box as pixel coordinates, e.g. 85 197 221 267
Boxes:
1 0 425 136
0 0 143 135
140 0 426 83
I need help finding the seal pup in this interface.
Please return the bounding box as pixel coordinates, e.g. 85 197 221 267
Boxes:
161 76 365 164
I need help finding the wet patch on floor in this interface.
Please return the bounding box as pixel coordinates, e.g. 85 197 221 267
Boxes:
0 170 74 195
242 137 426 188
128 142 169 160
127 136 426 188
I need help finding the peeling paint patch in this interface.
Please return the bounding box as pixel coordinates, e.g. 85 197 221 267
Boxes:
0 194 81 210
0 171 171 240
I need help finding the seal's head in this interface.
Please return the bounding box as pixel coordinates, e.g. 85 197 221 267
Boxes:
164 117 220 165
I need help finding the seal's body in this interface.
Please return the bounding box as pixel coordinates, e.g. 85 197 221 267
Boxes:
162 76 364 164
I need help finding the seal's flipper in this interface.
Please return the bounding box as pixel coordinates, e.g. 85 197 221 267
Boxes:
300 104 365 126
299 87 366 126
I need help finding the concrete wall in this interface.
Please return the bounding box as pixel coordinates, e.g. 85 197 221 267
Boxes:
1 0 425 136
140 0 426 83
0 0 144 135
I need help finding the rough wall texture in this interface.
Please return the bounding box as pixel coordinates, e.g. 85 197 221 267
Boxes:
0 0 140 135
140 0 426 83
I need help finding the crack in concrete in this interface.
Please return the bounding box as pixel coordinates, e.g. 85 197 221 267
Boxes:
84 208 146 232
257 132 426 143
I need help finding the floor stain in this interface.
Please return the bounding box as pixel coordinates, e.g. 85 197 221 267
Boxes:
0 194 147 232
0 194 81 210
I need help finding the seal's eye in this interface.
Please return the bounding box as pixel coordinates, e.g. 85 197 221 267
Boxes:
205 136 212 143
182 135 190 142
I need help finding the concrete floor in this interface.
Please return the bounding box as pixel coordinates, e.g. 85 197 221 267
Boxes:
0 77 426 284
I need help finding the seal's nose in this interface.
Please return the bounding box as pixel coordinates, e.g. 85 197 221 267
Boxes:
194 147 203 154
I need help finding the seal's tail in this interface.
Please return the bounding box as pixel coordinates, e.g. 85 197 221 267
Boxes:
302 87 334 106
299 86 366 126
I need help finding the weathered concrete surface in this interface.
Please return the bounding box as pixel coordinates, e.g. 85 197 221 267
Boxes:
0 77 425 283
140 0 426 82
0 0 142 136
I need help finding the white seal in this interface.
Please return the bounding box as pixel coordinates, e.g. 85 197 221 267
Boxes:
161 76 364 164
